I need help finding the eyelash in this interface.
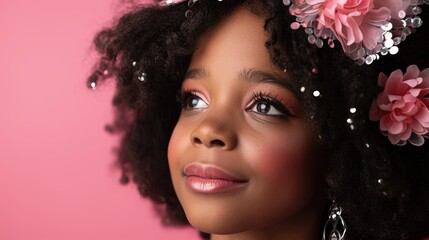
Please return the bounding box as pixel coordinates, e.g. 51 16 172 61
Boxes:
247 91 294 119
177 89 294 118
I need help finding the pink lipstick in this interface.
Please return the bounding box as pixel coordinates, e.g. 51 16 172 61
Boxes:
183 164 248 193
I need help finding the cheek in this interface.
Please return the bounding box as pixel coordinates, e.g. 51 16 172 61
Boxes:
167 124 186 176
256 141 307 181
243 130 315 191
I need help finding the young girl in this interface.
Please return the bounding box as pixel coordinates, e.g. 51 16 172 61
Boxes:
88 0 429 239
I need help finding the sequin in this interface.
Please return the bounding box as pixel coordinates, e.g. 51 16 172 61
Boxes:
311 67 318 74
350 108 357 113
381 22 393 31
328 39 335 48
384 39 394 48
389 46 399 55
393 37 402 45
290 22 301 30
357 47 366 58
313 90 321 97
188 0 197 7
380 47 389 56
315 38 324 48
300 86 306 92
185 10 193 18
412 17 423 28
365 55 374 65
308 35 316 44
398 10 406 19
138 72 147 82
412 6 422 15
305 28 313 35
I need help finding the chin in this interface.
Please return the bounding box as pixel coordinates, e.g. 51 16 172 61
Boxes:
184 204 282 236
188 218 251 235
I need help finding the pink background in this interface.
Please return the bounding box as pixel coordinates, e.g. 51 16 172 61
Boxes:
0 0 199 239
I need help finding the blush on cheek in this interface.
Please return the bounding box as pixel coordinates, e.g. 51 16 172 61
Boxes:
260 146 305 179
249 139 308 185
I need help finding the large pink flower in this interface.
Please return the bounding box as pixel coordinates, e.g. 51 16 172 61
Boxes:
320 0 390 50
289 0 400 59
369 65 429 146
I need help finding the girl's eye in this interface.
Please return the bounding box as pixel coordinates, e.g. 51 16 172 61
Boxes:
179 90 208 109
250 101 283 116
247 92 294 118
187 96 207 109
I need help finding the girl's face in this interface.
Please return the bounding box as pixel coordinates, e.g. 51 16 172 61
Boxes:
168 6 326 237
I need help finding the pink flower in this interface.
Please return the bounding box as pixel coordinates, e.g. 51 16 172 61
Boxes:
318 0 390 49
289 0 397 59
369 65 429 146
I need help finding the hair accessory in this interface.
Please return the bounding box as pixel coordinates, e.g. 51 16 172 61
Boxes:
138 72 148 82
369 65 429 146
322 201 347 240
285 0 428 65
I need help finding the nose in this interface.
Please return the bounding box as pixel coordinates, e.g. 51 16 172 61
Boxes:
190 111 238 151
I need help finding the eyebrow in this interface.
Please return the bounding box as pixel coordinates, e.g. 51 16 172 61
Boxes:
184 67 295 93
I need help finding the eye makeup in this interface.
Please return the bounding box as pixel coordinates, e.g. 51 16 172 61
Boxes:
246 91 295 119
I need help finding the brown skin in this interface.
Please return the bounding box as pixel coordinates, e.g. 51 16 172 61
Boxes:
168 6 327 240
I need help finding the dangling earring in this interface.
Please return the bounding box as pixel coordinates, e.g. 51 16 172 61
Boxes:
322 201 347 240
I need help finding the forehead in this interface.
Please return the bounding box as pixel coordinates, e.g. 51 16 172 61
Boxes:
188 6 284 76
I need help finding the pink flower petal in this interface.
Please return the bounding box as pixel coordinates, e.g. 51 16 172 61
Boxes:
360 7 390 49
403 78 422 89
388 133 401 144
380 114 393 131
420 89 429 98
403 65 420 80
385 69 404 94
410 120 425 133
369 100 382 120
377 0 411 21
400 127 412 141
401 101 419 116
415 107 429 127
407 88 422 97
419 69 429 88
388 94 402 102
360 22 383 50
392 112 407 121
378 72 388 87
389 120 405 135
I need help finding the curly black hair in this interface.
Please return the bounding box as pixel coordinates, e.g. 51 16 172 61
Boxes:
88 1 429 239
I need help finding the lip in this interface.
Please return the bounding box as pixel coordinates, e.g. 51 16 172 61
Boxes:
183 163 248 193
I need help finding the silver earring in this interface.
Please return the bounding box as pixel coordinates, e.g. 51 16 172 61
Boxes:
322 201 347 240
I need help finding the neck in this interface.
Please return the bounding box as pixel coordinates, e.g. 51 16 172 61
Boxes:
210 192 327 240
